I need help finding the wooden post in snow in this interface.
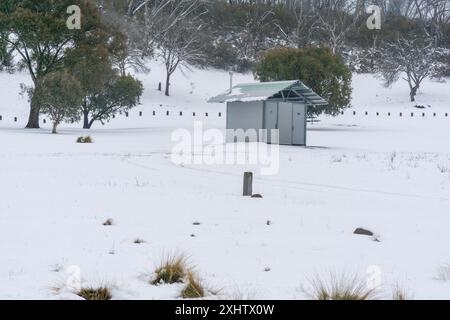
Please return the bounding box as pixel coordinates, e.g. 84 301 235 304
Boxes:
243 172 253 196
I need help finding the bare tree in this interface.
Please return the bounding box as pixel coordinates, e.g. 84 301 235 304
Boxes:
155 0 206 96
313 0 360 54
379 36 443 102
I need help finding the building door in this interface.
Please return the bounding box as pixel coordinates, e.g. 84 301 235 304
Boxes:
264 101 278 144
278 102 293 145
292 103 307 145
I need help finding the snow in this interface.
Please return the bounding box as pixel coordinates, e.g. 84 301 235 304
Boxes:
1 61 450 299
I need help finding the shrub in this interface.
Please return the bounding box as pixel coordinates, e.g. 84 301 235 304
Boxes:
76 136 93 143
180 272 205 299
151 254 189 285
307 272 378 300
78 286 112 300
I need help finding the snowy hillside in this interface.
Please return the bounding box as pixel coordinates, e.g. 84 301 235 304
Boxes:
1 61 450 300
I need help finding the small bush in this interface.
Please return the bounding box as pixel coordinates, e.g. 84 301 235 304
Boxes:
307 272 378 300
76 136 93 143
180 272 205 299
151 254 189 285
78 286 112 300
134 238 145 244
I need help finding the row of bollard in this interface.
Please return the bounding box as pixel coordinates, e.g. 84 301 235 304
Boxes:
0 111 224 124
349 111 448 117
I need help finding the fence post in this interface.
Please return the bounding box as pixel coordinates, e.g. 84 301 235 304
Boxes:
243 172 253 196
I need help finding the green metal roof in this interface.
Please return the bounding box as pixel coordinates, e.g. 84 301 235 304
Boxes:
208 80 328 106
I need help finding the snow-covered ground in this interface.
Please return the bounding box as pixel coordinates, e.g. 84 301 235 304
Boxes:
1 61 450 299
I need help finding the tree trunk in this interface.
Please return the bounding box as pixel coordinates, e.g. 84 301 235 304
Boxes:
25 96 40 128
83 110 90 129
165 73 170 96
52 122 58 134
87 118 96 129
410 86 418 102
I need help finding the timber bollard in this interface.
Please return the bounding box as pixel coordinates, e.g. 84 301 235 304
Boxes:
243 172 253 196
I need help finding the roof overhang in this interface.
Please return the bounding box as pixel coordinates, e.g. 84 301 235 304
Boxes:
208 80 328 106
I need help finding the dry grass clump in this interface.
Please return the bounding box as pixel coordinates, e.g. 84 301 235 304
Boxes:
392 285 412 300
151 254 189 285
180 272 205 299
307 272 378 300
76 136 93 143
150 253 211 299
77 286 112 300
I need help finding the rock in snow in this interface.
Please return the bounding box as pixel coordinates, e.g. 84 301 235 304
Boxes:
354 228 374 236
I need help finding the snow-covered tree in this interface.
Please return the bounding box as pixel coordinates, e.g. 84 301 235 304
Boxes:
378 36 444 102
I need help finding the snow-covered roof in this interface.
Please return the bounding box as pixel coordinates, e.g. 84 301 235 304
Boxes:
208 80 328 106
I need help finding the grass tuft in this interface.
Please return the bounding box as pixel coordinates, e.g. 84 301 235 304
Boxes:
77 286 112 300
76 136 93 144
180 272 205 299
307 272 378 300
151 254 189 285
392 285 411 300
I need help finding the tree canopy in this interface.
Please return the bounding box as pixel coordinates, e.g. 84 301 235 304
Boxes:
255 47 353 116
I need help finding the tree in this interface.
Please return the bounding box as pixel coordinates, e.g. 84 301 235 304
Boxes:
255 47 352 116
64 37 143 129
0 0 103 128
0 32 13 70
34 71 83 134
154 0 206 96
83 75 143 128
379 36 443 102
